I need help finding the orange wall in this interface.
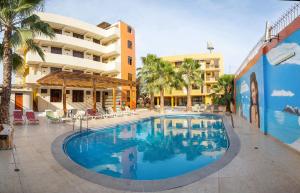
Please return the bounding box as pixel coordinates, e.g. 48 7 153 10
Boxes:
120 21 136 108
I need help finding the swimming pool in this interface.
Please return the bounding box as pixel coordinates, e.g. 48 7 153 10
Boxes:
64 114 229 180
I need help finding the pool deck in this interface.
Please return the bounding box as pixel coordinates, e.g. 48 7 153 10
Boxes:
1 110 300 193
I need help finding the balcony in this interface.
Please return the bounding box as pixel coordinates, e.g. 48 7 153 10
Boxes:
35 34 120 55
205 77 218 83
26 52 120 73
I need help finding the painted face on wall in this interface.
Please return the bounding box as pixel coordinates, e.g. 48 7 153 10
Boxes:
251 82 257 105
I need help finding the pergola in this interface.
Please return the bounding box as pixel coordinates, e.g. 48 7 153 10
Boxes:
37 71 136 114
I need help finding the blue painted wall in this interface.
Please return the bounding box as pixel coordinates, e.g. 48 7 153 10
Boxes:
236 29 300 149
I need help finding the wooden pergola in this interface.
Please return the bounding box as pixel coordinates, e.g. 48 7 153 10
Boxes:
37 71 136 114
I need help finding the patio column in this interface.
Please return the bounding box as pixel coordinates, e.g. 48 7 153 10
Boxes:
130 86 133 110
157 97 160 105
171 97 174 108
175 97 177 107
112 87 116 112
92 79 96 112
62 79 67 116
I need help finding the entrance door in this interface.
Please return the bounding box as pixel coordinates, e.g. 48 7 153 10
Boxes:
15 93 23 110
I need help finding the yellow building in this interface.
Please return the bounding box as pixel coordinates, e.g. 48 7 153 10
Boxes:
154 53 224 106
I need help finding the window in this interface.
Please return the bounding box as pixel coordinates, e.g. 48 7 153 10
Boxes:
93 55 100 62
73 70 84 73
41 89 47 94
93 72 100 76
72 90 84 102
66 90 70 94
51 47 62 54
53 28 62 34
192 84 200 89
73 50 84 58
50 67 62 73
128 73 132 81
127 40 132 49
50 89 62 102
128 56 132 65
96 91 101 102
93 38 100 44
127 90 130 102
175 61 182 67
73 32 84 39
127 26 132 33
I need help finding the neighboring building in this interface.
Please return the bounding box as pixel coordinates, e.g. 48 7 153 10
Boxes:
14 12 136 112
154 52 224 106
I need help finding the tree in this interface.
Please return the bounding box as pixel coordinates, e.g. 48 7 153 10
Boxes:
211 74 235 112
0 0 54 124
153 60 175 113
177 58 204 111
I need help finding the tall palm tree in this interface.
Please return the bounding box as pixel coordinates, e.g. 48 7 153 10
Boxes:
153 60 175 113
0 0 54 124
139 54 160 110
177 58 204 111
211 74 235 112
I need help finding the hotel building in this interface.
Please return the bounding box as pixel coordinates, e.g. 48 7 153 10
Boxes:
154 53 224 106
12 12 136 113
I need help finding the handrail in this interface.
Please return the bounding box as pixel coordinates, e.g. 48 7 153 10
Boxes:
235 2 300 76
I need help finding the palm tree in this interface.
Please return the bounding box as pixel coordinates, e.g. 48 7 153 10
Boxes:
211 74 235 112
153 60 175 113
0 0 54 124
177 58 204 111
139 54 160 110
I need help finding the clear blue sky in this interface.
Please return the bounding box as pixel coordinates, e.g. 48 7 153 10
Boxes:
3 0 297 82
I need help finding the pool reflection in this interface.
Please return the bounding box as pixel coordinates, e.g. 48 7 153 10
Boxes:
65 115 228 180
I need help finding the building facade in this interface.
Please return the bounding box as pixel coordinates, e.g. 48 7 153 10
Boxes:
14 12 136 112
154 53 224 106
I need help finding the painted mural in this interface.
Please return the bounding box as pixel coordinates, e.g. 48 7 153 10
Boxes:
236 28 300 151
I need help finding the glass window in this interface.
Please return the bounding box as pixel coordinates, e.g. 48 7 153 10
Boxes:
175 61 182 67
127 90 130 102
73 32 84 39
93 38 100 44
41 89 47 94
50 89 62 102
53 28 62 34
72 90 84 102
96 91 101 102
127 40 132 49
93 55 100 62
50 67 62 73
73 70 84 73
128 56 132 65
127 26 132 33
73 50 84 58
128 73 132 81
51 47 62 54
192 84 200 89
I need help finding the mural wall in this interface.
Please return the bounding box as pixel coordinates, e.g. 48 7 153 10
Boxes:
235 18 300 151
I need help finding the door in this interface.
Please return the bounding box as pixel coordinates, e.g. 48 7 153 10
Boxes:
15 93 23 111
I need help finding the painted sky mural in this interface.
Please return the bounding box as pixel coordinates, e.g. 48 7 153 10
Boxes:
236 28 300 151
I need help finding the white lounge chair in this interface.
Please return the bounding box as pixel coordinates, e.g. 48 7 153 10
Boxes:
192 104 200 112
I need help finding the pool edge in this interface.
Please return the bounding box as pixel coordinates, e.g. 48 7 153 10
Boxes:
51 113 240 192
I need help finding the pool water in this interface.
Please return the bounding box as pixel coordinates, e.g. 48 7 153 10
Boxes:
64 114 229 180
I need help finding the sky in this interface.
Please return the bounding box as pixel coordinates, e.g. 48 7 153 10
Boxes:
1 0 296 82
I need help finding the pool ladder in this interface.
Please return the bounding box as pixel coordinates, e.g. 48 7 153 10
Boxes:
72 115 89 132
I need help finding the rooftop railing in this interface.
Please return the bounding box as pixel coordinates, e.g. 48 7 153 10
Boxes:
235 2 300 76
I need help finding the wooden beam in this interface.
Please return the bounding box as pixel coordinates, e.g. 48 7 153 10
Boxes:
93 79 96 112
112 87 116 112
62 79 67 116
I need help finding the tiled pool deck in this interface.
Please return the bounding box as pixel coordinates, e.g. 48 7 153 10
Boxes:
1 111 300 193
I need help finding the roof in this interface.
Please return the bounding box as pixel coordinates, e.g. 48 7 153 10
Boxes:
37 71 135 88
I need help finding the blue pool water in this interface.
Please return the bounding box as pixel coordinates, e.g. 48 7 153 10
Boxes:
64 114 229 180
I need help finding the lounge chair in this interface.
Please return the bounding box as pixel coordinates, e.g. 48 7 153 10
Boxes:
192 104 200 112
86 109 102 119
107 107 117 117
116 107 125 117
46 110 61 123
199 104 206 112
98 108 114 118
25 111 39 124
125 106 137 115
13 110 25 125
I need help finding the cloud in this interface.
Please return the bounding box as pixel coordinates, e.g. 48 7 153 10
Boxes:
274 111 285 124
240 80 249 94
267 43 300 65
271 90 295 97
